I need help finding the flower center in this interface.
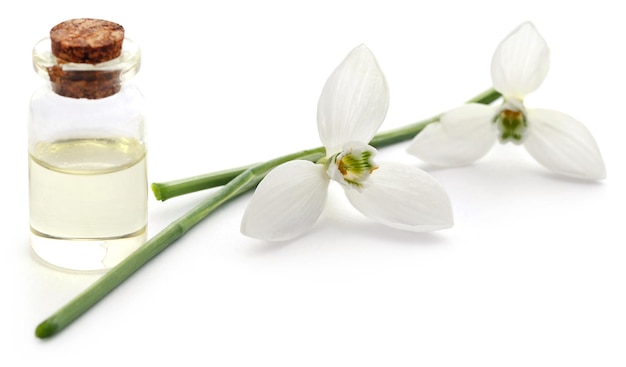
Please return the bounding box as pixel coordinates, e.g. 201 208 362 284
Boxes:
326 142 378 191
493 100 527 144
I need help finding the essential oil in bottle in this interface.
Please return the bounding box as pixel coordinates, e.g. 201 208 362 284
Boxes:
29 19 147 271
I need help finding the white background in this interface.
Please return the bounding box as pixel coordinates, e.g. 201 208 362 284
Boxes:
3 1 625 366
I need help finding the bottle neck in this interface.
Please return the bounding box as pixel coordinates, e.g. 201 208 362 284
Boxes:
32 37 141 100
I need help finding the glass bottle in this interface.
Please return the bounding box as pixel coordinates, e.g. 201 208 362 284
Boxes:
29 19 147 271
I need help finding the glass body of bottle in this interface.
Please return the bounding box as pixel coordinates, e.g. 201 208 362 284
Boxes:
28 28 147 272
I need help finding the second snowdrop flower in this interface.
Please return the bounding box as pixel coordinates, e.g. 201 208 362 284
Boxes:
407 22 606 180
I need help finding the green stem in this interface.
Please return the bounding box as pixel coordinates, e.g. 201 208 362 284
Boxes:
152 164 255 201
35 87 500 339
35 149 325 339
151 87 501 201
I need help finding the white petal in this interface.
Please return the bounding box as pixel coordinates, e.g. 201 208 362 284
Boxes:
317 44 389 156
491 22 550 99
406 103 497 166
524 108 606 180
344 162 453 231
241 161 330 241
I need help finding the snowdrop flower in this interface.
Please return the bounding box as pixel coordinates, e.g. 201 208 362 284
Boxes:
241 45 453 241
407 22 606 180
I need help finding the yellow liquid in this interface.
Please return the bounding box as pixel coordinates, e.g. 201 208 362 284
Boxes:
29 138 147 271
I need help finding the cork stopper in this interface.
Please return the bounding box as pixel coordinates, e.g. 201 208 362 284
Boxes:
51 18 125 63
48 19 126 99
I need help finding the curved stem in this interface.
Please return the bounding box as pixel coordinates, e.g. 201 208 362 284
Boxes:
36 149 325 339
152 87 501 201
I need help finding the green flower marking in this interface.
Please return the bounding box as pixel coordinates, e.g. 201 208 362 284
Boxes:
495 108 527 143
330 145 379 189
